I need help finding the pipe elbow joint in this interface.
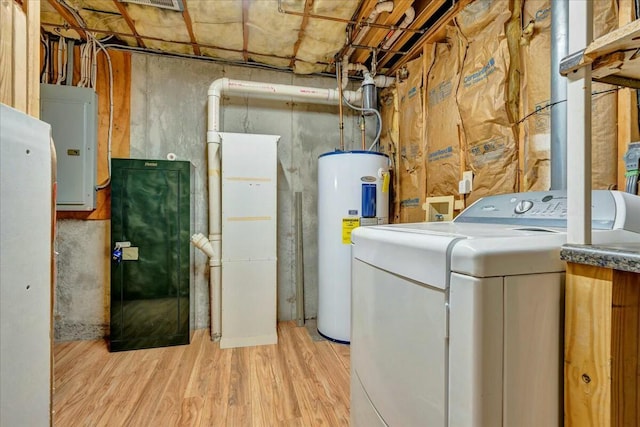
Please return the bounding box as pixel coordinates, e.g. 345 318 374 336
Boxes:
208 77 228 97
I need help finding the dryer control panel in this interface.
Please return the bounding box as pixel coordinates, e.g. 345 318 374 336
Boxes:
454 190 617 229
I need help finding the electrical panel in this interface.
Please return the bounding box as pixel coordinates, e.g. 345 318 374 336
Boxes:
40 84 98 211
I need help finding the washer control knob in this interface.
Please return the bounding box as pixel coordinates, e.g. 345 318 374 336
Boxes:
514 200 534 214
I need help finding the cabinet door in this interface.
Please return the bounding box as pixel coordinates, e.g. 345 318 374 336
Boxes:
110 160 190 351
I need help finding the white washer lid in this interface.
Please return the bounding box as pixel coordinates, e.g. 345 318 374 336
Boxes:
353 222 572 282
351 223 464 290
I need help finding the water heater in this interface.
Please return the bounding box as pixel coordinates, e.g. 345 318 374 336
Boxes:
317 150 390 342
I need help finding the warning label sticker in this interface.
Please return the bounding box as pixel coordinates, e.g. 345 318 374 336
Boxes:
342 218 360 244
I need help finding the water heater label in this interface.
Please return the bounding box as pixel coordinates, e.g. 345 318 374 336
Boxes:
361 176 376 182
342 218 360 244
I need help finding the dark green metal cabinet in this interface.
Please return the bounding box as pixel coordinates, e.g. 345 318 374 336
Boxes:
110 158 194 352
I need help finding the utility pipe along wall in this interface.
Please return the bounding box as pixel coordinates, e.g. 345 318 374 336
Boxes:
202 77 365 340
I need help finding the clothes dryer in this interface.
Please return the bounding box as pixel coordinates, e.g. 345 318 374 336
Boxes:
351 190 640 427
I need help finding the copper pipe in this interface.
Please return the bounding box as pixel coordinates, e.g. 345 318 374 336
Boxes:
277 0 424 34
349 44 408 55
360 115 366 150
337 61 345 151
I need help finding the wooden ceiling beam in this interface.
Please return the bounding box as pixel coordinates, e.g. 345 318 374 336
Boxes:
46 0 87 39
242 0 249 62
387 0 472 74
41 21 305 63
181 0 201 56
336 0 385 62
376 0 446 69
350 0 413 65
112 0 146 48
290 0 314 68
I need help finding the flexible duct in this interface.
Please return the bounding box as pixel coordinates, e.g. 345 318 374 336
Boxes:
199 78 362 341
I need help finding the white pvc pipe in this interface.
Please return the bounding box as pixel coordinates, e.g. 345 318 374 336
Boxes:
202 77 362 341
345 1 394 59
342 56 370 90
382 6 415 50
374 74 395 88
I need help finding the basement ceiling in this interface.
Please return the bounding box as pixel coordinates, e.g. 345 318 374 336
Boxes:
41 0 464 75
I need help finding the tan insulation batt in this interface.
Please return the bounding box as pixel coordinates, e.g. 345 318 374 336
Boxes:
426 26 466 199
592 0 619 190
191 0 244 62
397 54 432 223
457 0 518 204
520 0 618 191
40 0 359 74
294 0 360 74
379 86 401 222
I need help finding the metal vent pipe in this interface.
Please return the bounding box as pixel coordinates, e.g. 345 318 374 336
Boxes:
550 0 568 190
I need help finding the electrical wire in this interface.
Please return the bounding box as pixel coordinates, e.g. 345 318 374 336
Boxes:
517 87 620 124
56 35 67 84
40 34 49 83
55 0 114 188
94 35 114 190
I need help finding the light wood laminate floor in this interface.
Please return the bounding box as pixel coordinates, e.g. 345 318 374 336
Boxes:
53 321 350 426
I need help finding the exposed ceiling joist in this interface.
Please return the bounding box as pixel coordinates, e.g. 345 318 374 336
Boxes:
111 0 146 48
351 0 413 65
45 0 87 39
40 21 301 64
181 0 200 56
346 0 381 44
42 0 464 75
242 0 249 62
388 0 473 74
290 0 315 68
377 0 446 69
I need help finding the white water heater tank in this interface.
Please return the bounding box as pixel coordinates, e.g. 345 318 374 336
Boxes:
317 150 390 342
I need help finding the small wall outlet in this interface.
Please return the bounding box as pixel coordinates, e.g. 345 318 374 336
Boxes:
462 171 473 192
459 179 471 194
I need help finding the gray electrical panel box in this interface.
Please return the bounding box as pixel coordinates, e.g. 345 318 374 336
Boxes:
40 84 98 211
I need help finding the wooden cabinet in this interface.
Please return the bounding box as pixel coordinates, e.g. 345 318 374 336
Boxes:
563 254 640 426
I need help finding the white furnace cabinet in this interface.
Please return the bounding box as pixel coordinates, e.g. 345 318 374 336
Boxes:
220 132 279 349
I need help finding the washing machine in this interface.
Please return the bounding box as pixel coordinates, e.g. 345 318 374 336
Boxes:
350 190 640 427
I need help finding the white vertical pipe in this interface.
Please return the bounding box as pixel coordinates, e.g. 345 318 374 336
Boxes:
204 78 361 341
207 142 222 340
566 1 593 244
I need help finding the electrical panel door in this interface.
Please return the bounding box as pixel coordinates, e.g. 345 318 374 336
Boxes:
40 84 97 211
